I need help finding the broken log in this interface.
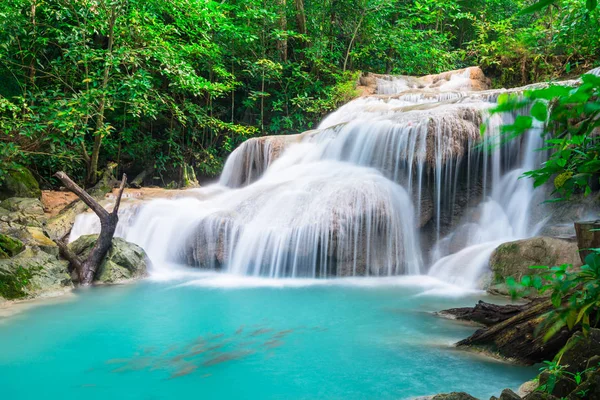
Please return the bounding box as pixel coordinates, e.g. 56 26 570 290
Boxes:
437 300 536 327
455 299 574 364
53 171 127 285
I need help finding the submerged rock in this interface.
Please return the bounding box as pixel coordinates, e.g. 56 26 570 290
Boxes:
0 166 41 200
69 234 149 283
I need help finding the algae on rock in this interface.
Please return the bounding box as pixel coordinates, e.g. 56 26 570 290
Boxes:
0 166 42 200
68 234 149 283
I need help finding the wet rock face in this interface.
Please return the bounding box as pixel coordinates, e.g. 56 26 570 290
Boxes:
69 234 150 283
0 166 42 200
489 236 582 285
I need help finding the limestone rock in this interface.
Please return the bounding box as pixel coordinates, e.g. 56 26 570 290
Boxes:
0 166 41 200
45 200 88 240
182 163 200 188
220 133 305 188
69 234 149 283
518 380 538 397
0 234 24 258
431 393 479 400
0 197 45 217
0 247 72 299
488 237 582 295
498 389 521 400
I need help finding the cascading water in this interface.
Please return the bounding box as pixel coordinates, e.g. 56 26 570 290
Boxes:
70 67 551 287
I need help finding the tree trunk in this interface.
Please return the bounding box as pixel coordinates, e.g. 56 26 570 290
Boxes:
575 220 600 264
87 5 118 185
276 0 288 62
343 14 364 72
454 299 574 364
54 171 127 285
294 0 307 36
437 300 537 327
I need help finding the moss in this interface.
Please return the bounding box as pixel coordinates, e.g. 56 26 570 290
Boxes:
0 265 40 300
496 243 519 255
0 166 41 200
0 234 24 258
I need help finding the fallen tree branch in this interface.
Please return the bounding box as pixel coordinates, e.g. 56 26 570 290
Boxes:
53 171 127 285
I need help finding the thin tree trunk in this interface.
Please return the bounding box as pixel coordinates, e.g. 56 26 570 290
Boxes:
87 5 118 185
54 171 127 285
343 14 365 72
277 0 288 62
294 0 307 36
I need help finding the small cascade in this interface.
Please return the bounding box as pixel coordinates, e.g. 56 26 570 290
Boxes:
70 67 554 285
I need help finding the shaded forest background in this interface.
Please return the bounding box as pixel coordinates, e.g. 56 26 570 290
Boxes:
0 0 598 188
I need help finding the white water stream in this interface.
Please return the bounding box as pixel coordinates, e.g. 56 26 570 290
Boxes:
70 68 548 288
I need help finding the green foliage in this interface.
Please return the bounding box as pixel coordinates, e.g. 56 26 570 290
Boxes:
508 248 600 340
493 72 600 200
0 0 598 186
468 0 600 87
536 360 598 394
0 265 37 300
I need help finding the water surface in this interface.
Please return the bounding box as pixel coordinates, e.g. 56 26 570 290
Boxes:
0 274 535 399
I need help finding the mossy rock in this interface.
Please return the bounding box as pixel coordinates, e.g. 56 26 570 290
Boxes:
0 234 24 258
0 197 45 216
69 234 149 283
0 166 41 200
489 237 582 296
0 248 72 299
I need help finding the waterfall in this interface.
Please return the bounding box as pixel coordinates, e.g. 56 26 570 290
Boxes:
70 67 551 286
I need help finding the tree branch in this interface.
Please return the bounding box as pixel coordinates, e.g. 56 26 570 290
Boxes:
54 171 110 220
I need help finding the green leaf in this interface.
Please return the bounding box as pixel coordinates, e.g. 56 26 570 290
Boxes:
587 0 598 11
531 101 548 121
521 0 556 14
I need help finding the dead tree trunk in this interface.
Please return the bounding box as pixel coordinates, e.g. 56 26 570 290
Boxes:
454 299 574 364
54 171 127 285
437 300 538 327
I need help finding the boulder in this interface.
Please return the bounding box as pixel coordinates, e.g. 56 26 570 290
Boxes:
538 371 576 398
559 329 600 375
0 197 45 217
0 247 72 300
69 234 149 283
0 166 41 200
431 393 479 400
497 389 521 400
0 224 59 256
567 368 600 399
518 380 538 397
523 393 558 400
488 237 582 295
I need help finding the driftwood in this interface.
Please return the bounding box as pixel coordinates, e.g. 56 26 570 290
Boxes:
454 299 574 364
53 171 127 285
438 300 535 327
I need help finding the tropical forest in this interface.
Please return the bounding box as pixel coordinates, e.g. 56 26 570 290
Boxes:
1 0 600 398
